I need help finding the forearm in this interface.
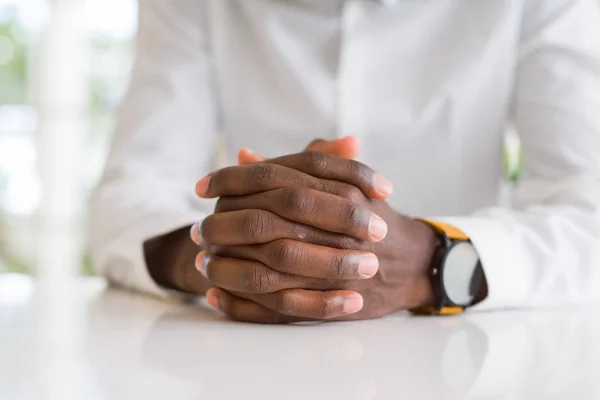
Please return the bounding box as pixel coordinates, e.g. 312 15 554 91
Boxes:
144 226 211 296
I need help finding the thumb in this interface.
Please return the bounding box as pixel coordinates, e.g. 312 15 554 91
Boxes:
238 148 266 164
305 136 361 159
238 136 362 165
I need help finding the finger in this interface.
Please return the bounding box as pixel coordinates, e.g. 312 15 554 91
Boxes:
214 188 388 242
238 136 361 166
237 139 335 165
200 209 366 249
196 154 391 201
249 289 364 319
266 151 392 199
196 162 360 200
197 252 313 293
206 288 305 324
225 289 365 321
304 138 327 150
305 136 361 159
211 240 379 280
238 148 265 165
207 288 364 322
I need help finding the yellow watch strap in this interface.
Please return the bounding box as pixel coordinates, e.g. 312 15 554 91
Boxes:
411 305 465 316
418 219 469 241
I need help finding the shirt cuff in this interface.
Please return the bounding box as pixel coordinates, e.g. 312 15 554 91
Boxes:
436 216 533 311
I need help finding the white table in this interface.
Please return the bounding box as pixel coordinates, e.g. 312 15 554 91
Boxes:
2 273 600 400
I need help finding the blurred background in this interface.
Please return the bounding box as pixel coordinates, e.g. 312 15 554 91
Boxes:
0 0 137 278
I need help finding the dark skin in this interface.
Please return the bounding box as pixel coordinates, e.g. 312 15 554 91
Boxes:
145 226 212 296
193 150 438 323
145 138 445 323
145 138 361 297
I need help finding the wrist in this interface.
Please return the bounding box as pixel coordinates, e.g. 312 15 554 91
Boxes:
144 226 211 295
409 219 439 308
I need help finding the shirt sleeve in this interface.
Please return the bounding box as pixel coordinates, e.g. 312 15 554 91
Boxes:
440 0 600 310
89 0 217 299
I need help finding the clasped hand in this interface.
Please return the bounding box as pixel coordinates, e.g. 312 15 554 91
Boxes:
192 139 437 323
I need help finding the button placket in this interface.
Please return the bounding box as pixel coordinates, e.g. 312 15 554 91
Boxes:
337 0 369 140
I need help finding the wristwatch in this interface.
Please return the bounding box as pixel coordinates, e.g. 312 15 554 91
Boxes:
412 220 485 316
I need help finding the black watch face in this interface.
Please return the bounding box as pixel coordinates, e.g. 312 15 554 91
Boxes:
442 242 481 306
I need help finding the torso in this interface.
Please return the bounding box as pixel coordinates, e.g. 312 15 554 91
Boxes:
204 0 523 215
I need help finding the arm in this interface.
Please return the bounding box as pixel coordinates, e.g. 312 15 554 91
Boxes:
90 0 216 298
443 0 600 309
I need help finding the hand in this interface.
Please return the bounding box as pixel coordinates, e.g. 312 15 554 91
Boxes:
194 149 438 323
146 137 361 295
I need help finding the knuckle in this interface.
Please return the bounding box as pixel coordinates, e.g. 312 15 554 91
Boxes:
246 267 273 293
272 293 337 319
317 297 338 319
242 211 271 242
344 203 366 231
280 188 314 215
303 151 329 173
272 292 296 315
250 163 277 188
349 160 370 183
340 185 364 202
270 240 302 273
331 253 351 278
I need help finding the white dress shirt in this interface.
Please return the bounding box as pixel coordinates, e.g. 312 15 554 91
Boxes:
90 0 600 311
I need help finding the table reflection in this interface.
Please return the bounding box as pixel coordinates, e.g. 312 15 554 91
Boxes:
83 287 600 400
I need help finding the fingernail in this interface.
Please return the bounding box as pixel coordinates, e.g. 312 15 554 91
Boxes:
357 253 379 278
342 294 364 314
206 289 220 310
367 214 388 241
373 173 394 197
243 147 258 156
195 175 211 197
190 222 203 245
195 251 207 276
